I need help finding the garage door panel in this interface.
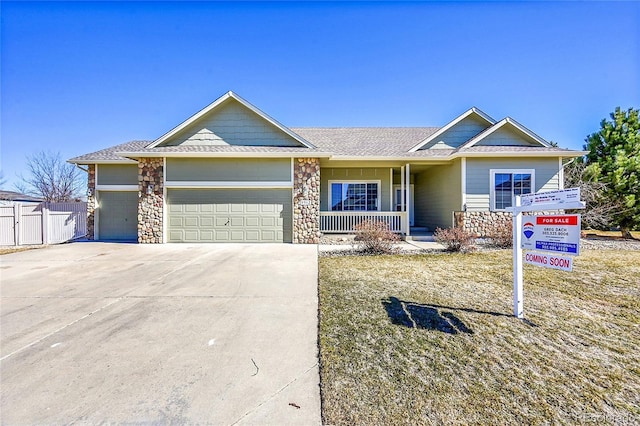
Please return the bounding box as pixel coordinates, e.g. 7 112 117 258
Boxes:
167 189 292 243
185 217 198 227
98 191 138 241
230 230 245 241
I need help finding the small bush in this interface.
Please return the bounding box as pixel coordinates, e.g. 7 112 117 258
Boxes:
486 222 513 248
434 227 476 252
353 219 400 254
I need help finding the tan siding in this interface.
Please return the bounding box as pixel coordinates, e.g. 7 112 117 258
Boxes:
320 168 391 211
414 160 462 229
421 116 489 150
166 158 291 182
466 158 560 211
476 126 539 146
163 99 302 147
97 164 138 185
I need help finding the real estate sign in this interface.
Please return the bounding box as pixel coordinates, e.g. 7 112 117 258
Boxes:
524 252 573 272
521 214 581 255
520 188 580 207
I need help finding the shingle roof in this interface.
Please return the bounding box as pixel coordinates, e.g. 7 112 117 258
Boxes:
459 146 571 153
291 127 440 156
68 140 148 162
69 127 577 163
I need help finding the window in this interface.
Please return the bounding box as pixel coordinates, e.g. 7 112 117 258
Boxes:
490 170 534 210
330 182 379 211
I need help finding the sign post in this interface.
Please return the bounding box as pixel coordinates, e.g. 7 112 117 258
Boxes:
507 188 585 319
512 196 524 318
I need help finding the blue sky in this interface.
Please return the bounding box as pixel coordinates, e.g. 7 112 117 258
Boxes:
1 1 639 189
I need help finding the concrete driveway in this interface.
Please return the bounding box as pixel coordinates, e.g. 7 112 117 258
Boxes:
0 242 320 425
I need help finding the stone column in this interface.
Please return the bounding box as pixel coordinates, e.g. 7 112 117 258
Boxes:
293 158 320 244
138 158 163 244
87 164 96 240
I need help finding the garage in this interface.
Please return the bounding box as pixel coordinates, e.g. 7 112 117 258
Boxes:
97 191 138 241
167 189 292 243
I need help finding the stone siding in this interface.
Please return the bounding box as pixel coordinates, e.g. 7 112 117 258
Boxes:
455 211 512 237
293 158 320 244
455 210 565 237
87 164 96 240
138 158 163 243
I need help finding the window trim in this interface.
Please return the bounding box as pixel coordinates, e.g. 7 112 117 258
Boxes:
489 169 535 211
328 180 382 211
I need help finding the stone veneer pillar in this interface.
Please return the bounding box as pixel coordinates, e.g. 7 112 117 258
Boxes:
138 158 164 243
293 158 321 244
86 164 96 240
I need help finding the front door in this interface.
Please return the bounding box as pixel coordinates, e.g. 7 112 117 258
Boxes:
393 185 414 226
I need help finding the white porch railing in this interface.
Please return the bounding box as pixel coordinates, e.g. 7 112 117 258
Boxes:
320 211 408 234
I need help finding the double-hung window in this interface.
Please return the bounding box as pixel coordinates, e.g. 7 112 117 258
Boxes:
490 170 534 210
330 181 380 211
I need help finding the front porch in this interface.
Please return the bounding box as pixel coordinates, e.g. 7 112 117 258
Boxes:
320 211 409 234
318 162 463 235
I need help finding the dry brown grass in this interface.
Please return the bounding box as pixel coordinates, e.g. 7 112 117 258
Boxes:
583 230 640 239
319 249 640 425
0 246 39 255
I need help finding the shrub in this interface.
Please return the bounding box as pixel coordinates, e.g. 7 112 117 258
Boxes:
434 227 476 252
486 222 513 248
353 219 400 254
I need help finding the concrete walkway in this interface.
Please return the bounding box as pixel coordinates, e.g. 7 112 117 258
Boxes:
1 242 321 425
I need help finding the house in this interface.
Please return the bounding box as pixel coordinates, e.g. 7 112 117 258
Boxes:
0 190 44 204
69 91 585 243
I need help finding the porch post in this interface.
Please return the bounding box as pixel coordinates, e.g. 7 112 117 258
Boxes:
389 168 393 211
405 163 411 236
400 166 406 235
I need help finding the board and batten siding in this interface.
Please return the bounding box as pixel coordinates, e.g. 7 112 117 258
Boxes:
166 158 291 182
320 168 391 211
420 115 490 150
414 160 462 229
465 158 561 211
162 99 302 147
96 164 138 185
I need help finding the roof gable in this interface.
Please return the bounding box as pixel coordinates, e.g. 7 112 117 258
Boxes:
409 107 495 152
458 117 550 149
148 91 315 149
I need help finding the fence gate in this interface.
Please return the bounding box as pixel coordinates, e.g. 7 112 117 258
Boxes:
0 202 87 246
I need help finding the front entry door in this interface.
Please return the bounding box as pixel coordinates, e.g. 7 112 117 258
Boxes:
393 185 414 226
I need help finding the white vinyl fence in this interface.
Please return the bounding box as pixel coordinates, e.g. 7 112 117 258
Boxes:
0 202 87 246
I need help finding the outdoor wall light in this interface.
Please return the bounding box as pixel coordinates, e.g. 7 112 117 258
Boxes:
147 184 154 195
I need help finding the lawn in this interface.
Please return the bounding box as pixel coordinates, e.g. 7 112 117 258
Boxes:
318 249 640 425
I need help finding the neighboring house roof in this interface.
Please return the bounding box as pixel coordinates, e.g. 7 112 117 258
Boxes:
0 190 44 202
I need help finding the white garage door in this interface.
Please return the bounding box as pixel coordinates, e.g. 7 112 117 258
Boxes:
98 191 138 241
167 189 292 243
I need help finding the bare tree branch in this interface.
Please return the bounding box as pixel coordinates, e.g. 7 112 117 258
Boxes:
16 152 86 202
564 161 629 230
